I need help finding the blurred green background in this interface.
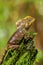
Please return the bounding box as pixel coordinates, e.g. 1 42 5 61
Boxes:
0 0 43 65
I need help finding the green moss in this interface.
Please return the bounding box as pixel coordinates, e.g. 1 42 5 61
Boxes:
1 32 38 65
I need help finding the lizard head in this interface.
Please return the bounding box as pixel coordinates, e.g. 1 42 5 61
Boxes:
24 16 35 29
16 16 35 29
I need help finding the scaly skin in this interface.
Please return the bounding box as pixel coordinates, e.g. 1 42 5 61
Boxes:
7 16 35 49
0 16 35 64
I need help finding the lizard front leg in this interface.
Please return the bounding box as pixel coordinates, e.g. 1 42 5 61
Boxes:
5 44 19 52
7 44 19 50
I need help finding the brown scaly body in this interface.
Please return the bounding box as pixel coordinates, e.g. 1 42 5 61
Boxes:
7 16 35 49
0 16 35 64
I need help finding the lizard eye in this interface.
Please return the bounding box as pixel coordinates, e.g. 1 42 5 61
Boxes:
24 16 35 22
